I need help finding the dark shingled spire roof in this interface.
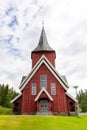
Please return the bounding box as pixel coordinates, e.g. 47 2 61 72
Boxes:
33 27 54 52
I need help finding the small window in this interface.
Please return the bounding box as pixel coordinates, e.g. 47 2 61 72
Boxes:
32 83 36 95
40 75 47 88
51 83 56 95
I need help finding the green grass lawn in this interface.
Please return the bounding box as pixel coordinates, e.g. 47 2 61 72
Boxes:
0 115 87 130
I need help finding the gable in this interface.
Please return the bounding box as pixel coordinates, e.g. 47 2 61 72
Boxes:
35 87 53 101
11 55 76 103
19 55 70 92
39 92 48 99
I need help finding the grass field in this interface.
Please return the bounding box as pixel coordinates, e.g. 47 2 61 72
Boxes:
0 115 87 130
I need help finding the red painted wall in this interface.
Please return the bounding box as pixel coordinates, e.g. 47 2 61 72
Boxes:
66 95 76 113
31 51 56 68
21 64 68 114
14 96 22 114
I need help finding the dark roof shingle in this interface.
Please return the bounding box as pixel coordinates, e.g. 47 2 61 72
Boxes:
32 27 54 52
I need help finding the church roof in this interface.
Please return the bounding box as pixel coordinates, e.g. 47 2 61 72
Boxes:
32 27 54 52
20 76 26 84
61 75 68 84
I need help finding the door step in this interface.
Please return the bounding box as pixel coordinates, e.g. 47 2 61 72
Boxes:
36 111 53 115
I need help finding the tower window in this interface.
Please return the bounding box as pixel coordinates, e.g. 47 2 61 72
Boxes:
51 83 56 95
32 83 37 95
40 75 47 88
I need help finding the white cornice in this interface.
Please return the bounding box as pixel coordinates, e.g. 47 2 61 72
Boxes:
19 55 69 92
11 93 22 103
35 87 53 101
65 92 77 102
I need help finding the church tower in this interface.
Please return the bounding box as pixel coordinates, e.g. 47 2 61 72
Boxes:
31 26 56 68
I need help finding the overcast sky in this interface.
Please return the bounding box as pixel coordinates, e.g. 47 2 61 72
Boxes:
0 0 87 95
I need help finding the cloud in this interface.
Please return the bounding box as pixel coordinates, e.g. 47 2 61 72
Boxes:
0 0 87 95
8 15 19 29
0 0 47 91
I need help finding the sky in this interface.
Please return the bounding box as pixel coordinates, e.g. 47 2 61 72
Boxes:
0 0 87 96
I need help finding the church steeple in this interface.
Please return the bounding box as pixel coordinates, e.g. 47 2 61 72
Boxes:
33 26 54 52
31 26 56 68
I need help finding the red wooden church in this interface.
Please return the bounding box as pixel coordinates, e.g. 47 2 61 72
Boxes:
11 26 76 115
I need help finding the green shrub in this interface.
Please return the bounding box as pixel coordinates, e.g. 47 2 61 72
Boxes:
0 106 12 115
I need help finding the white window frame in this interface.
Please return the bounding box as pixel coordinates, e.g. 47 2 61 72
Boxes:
51 83 56 95
32 83 37 95
40 75 47 88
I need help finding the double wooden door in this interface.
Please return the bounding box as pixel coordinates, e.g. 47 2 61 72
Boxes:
40 99 48 112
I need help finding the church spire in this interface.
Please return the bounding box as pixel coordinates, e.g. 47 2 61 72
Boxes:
31 25 56 67
33 25 54 52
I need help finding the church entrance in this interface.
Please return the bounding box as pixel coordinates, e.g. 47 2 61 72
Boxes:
40 99 48 112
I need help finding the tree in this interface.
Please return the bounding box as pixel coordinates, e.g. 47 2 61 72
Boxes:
77 89 87 112
0 84 18 108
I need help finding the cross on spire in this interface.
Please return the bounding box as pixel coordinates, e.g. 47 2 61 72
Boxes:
32 22 54 52
42 19 44 28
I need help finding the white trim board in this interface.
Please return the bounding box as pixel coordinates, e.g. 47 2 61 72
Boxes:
20 55 69 91
35 87 53 101
11 93 22 103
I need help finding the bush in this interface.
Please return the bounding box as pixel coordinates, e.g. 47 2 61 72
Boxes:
0 106 12 115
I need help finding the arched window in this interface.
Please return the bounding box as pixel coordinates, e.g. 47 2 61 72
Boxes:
40 75 47 88
32 83 37 95
51 83 56 95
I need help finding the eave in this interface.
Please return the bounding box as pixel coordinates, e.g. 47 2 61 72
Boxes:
65 92 77 102
11 93 22 103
